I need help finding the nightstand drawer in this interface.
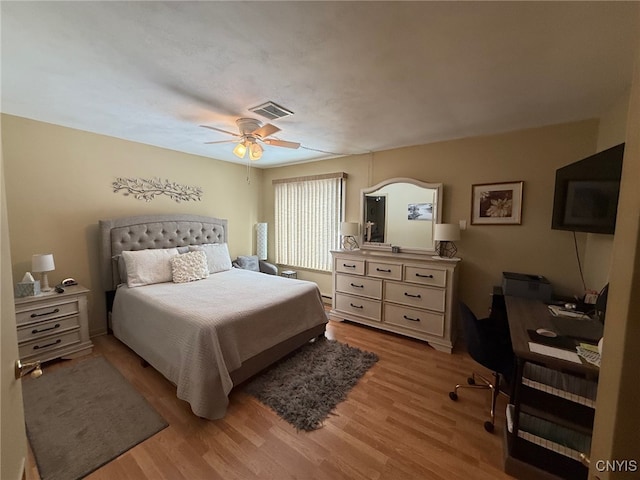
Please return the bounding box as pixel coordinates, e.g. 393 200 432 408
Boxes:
385 281 446 312
404 265 447 287
384 304 444 336
15 300 79 326
17 315 80 343
335 258 366 275
335 293 381 321
367 261 402 280
19 330 81 359
336 274 382 299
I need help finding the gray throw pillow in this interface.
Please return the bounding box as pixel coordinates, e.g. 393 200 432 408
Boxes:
236 255 260 272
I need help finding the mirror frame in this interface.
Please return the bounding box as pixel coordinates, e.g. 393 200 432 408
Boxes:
360 177 443 254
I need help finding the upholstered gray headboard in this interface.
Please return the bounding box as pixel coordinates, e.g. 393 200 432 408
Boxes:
99 214 228 291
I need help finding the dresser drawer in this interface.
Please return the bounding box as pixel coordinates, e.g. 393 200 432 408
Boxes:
384 304 444 336
367 261 402 280
17 315 80 343
385 281 446 312
19 329 81 359
335 293 381 321
404 265 447 287
336 274 382 299
15 299 79 326
335 258 365 275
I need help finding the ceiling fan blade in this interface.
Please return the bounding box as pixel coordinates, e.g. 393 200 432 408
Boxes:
200 125 241 137
263 138 301 149
204 139 237 144
252 123 280 139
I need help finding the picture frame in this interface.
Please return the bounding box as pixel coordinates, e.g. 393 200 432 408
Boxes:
407 203 433 221
471 181 523 225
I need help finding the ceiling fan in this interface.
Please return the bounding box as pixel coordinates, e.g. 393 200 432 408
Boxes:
201 118 300 161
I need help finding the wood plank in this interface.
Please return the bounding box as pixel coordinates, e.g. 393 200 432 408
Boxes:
27 319 515 480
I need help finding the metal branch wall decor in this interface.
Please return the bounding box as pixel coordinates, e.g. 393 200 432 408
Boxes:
112 177 203 203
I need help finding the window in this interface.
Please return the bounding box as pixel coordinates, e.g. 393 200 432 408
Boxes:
274 173 346 272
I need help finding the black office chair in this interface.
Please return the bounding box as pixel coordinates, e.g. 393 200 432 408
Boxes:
449 302 515 432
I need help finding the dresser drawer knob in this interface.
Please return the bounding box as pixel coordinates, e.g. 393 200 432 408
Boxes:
350 303 364 309
350 283 364 288
415 273 434 278
33 338 62 350
404 292 422 298
376 268 392 273
32 323 61 334
403 315 421 322
343 263 356 268
30 308 60 318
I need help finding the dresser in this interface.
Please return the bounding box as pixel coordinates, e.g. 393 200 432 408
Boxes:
15 285 93 363
329 250 460 353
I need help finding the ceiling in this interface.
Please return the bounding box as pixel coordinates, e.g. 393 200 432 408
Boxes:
1 2 638 168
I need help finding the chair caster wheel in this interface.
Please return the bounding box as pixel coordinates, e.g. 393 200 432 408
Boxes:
484 421 495 433
467 377 476 385
449 392 458 401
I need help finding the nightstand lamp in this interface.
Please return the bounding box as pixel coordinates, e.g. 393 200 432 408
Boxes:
434 224 460 259
32 253 55 292
340 222 360 250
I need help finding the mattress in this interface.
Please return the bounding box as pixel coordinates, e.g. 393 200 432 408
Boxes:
111 268 327 419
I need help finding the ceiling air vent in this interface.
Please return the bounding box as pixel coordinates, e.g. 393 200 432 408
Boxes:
249 101 294 121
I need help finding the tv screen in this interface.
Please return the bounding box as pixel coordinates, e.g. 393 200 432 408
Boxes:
551 143 624 234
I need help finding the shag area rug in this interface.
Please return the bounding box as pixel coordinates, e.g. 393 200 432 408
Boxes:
244 338 378 431
22 356 168 480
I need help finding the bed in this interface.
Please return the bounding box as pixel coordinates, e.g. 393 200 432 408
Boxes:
99 214 327 420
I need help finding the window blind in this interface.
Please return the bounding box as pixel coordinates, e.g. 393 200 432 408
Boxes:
274 173 346 272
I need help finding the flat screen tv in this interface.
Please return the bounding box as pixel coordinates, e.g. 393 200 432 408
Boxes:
551 143 624 235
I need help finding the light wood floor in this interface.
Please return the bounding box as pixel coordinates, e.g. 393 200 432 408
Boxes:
27 320 515 480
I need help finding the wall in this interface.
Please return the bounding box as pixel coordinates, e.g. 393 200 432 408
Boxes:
262 120 599 314
2 114 262 336
589 26 640 478
582 91 631 292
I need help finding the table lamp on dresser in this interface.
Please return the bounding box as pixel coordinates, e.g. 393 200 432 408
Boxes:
32 253 55 292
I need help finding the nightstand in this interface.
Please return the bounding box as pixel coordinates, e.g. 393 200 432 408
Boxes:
281 270 297 279
15 285 93 363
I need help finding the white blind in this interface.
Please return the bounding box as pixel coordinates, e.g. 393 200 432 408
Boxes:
274 175 344 272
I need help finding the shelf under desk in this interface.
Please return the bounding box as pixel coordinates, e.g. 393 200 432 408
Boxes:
503 295 599 480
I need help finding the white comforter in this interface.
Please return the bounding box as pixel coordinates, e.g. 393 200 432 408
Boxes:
111 268 327 419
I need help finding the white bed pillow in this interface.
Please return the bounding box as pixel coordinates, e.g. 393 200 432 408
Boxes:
171 250 209 283
122 248 179 287
189 243 232 273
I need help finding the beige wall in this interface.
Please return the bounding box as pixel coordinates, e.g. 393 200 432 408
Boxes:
263 120 599 314
589 28 640 479
2 114 262 336
582 91 631 292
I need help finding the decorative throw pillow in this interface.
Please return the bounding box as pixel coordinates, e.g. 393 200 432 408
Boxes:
235 255 260 272
122 248 179 287
189 243 232 273
170 250 209 283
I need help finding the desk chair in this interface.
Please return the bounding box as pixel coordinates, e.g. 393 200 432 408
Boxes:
449 302 515 432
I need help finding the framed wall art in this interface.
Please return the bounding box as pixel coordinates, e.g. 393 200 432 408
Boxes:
471 181 523 225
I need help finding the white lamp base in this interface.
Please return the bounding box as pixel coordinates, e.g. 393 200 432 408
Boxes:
40 272 52 292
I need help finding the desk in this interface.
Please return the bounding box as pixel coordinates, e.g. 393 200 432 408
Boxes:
505 296 600 377
503 295 598 480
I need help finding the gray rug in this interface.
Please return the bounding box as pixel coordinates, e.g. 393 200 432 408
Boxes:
244 338 378 431
22 356 168 480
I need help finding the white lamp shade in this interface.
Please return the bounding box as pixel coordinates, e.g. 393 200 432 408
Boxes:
433 224 460 242
256 223 268 260
32 253 55 272
340 222 359 236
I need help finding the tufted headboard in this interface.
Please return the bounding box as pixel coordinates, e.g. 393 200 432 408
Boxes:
99 214 228 291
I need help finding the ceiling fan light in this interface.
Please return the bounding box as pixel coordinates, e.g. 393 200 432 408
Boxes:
233 142 247 158
249 142 263 161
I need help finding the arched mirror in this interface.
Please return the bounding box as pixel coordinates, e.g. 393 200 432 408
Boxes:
361 178 443 254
